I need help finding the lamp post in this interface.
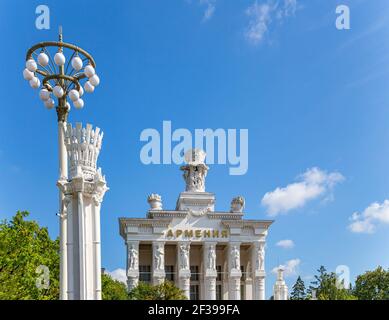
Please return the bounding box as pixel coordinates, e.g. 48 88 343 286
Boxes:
23 27 100 300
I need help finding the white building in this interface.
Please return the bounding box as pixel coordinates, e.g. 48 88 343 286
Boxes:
119 149 273 300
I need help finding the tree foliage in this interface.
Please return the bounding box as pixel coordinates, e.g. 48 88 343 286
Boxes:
353 266 389 300
308 266 357 300
290 276 306 300
0 211 60 300
101 273 129 300
129 281 187 300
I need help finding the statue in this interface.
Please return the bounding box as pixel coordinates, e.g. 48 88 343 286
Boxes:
232 245 240 270
154 244 164 270
230 196 245 213
128 245 138 270
208 245 216 270
180 149 209 192
180 244 189 270
257 244 265 271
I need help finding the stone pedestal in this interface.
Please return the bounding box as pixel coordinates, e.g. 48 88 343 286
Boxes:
178 270 191 299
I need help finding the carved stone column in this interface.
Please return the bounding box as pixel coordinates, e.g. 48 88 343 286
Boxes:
152 241 166 285
228 242 241 300
126 240 139 291
57 123 108 300
177 242 191 299
203 242 217 300
251 241 266 300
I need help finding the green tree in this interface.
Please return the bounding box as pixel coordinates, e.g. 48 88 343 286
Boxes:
290 276 306 300
308 266 357 300
0 211 60 300
101 273 129 300
129 281 187 300
353 266 389 300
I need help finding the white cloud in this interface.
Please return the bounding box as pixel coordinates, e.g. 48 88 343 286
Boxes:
348 200 389 234
261 167 344 216
200 0 216 21
276 239 295 249
107 268 127 284
244 0 298 45
272 258 301 277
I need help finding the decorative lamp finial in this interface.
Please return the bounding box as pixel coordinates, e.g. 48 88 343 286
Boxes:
147 194 162 210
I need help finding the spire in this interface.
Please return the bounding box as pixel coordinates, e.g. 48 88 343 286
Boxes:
273 267 288 300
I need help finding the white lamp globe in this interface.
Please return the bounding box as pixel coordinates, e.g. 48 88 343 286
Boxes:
65 102 71 111
23 68 34 80
71 56 83 71
39 88 50 101
26 59 37 72
54 52 66 66
74 98 84 109
53 85 64 98
84 81 95 93
44 98 55 109
29 77 40 89
78 86 84 97
84 64 95 77
69 89 80 101
37 52 49 66
89 74 100 87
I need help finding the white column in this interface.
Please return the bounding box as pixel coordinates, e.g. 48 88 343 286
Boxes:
58 123 108 300
251 241 266 300
152 241 165 285
58 121 68 300
177 242 191 299
203 242 217 300
126 240 139 291
228 242 241 300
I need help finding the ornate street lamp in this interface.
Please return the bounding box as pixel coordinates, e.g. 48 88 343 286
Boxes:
23 27 100 300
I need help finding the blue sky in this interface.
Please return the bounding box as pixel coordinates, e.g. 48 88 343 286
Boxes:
1 0 389 298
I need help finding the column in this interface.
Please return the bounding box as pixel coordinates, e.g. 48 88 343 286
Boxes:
251 241 266 300
177 242 191 299
57 123 108 300
228 242 241 300
58 121 68 300
126 240 139 291
203 242 217 300
152 241 165 285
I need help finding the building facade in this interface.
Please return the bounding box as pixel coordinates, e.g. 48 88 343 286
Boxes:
119 150 273 300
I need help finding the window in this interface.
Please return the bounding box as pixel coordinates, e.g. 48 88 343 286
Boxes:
190 266 199 281
216 284 222 300
240 265 246 281
216 265 222 281
165 265 174 282
190 285 200 300
139 265 151 283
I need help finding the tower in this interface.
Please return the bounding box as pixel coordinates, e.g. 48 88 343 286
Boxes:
57 123 108 300
273 267 289 300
